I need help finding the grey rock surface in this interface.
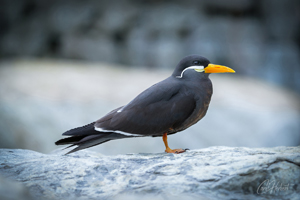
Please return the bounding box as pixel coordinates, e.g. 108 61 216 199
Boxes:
0 60 299 155
0 174 35 200
0 146 299 200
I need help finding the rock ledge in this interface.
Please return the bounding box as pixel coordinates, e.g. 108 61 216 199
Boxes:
0 146 299 200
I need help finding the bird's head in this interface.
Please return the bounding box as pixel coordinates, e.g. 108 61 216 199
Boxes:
172 55 235 78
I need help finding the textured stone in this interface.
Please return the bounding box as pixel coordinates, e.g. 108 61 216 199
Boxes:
0 146 299 200
0 175 35 200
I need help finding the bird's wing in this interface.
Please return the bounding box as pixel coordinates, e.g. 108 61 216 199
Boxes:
94 79 197 136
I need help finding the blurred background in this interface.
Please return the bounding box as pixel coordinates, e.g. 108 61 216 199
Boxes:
0 0 299 155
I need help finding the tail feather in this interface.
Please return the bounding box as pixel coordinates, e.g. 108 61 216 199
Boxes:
65 137 111 155
65 133 129 154
55 135 86 145
57 134 112 154
62 122 98 136
56 122 131 154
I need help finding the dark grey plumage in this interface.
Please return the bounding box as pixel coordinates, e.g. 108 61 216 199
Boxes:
55 55 215 154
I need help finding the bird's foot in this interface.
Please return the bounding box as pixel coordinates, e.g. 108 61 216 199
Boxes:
165 148 188 154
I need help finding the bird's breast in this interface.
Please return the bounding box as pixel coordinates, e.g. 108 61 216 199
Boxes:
179 79 213 131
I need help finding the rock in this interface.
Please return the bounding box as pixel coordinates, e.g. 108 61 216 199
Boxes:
0 174 35 200
0 146 299 200
0 60 299 155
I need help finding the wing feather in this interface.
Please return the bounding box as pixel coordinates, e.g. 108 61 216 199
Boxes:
95 78 196 136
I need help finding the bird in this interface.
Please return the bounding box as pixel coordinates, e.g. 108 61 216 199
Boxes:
55 55 235 154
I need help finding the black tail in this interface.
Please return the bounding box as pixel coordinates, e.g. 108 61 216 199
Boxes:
55 122 127 154
61 122 99 136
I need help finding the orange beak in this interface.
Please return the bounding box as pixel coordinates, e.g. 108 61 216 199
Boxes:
204 64 235 73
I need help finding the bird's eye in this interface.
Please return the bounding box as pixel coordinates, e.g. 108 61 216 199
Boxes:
193 61 200 65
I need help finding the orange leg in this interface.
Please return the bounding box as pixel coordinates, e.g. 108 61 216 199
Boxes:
162 133 186 154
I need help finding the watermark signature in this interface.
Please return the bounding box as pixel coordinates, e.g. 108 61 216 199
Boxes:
257 179 294 194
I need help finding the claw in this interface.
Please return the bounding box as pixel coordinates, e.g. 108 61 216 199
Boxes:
165 148 186 154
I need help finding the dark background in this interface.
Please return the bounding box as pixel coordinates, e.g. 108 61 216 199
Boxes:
1 0 300 93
